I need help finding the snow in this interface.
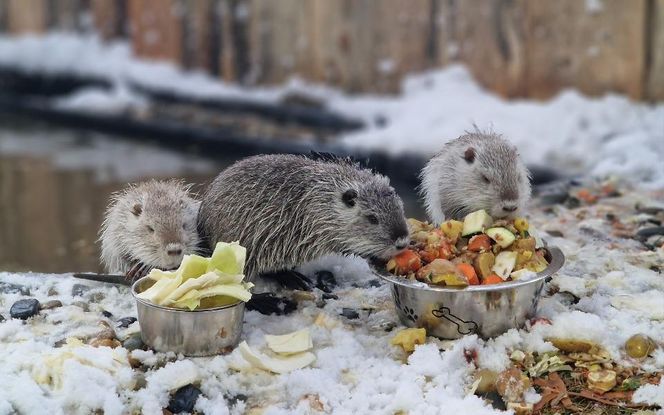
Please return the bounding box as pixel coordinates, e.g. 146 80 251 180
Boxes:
2 186 663 414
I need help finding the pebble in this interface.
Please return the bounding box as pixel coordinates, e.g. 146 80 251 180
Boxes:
71 301 89 312
645 235 664 250
133 373 147 390
539 192 569 206
96 327 117 340
89 338 121 348
47 287 59 296
90 292 105 302
0 282 30 296
635 205 664 216
123 332 146 351
322 293 339 300
546 230 564 238
117 317 137 328
315 270 337 293
40 300 63 310
0 314 4 323
564 196 581 209
167 384 202 413
636 226 664 240
10 299 41 320
340 308 360 320
101 310 113 318
71 284 91 297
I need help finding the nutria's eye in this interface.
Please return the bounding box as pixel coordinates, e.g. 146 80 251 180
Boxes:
481 175 490 184
342 189 358 207
147 225 155 233
366 214 379 225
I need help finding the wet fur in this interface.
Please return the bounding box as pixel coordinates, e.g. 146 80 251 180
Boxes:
198 154 409 279
99 180 201 274
420 131 531 223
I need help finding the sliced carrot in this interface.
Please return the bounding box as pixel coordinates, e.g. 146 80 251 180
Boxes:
419 249 438 263
457 263 480 285
393 249 422 274
482 274 504 285
468 234 492 252
438 241 453 259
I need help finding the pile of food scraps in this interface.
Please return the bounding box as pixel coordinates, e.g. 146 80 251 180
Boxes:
387 210 549 287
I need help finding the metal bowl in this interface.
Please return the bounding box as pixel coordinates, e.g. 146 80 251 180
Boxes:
131 276 245 356
376 246 565 339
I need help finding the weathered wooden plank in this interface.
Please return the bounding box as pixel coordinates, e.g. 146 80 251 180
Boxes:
127 0 184 64
7 0 48 34
49 0 88 32
524 0 646 100
182 0 215 71
647 0 664 101
435 0 527 98
91 0 127 40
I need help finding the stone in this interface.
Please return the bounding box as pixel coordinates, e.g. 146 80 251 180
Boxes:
0 282 30 296
71 301 89 312
101 310 113 318
71 284 91 297
117 317 137 328
40 300 63 310
167 384 202 413
123 333 145 351
340 308 359 320
10 299 40 320
315 270 337 293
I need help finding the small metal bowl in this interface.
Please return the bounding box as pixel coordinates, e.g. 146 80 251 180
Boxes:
131 276 245 356
376 246 565 339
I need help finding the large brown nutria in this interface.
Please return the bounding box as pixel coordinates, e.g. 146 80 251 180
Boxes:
198 154 410 280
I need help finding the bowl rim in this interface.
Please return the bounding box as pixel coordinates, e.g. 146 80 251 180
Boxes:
131 276 244 313
374 245 565 293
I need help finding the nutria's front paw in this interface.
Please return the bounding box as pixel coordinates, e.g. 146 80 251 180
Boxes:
260 270 314 291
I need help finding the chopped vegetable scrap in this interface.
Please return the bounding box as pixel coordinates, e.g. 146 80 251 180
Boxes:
136 241 253 310
387 210 548 287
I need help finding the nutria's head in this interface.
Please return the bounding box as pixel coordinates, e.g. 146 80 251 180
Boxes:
421 132 532 222
120 180 200 269
335 174 409 260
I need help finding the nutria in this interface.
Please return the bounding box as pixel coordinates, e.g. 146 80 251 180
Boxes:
197 154 410 280
420 131 531 223
99 179 201 279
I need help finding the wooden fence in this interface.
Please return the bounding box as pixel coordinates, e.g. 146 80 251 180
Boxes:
1 0 662 101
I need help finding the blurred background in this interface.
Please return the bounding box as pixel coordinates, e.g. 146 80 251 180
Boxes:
0 0 663 273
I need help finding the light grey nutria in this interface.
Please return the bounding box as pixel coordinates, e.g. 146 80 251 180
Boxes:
99 179 201 278
420 131 531 223
197 154 410 280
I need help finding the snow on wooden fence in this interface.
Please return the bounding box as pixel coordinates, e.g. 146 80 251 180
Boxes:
1 0 663 101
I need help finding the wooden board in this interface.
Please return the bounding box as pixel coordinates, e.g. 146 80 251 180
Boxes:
91 0 127 40
7 0 48 34
127 0 184 64
523 0 646 100
647 0 664 101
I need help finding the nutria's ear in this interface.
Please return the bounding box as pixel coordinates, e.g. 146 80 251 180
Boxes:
463 147 476 164
342 189 358 207
131 203 143 216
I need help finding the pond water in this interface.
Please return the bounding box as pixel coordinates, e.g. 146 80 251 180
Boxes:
0 114 424 273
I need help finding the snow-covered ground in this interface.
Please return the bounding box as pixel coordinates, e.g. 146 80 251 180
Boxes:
1 187 663 414
0 33 663 414
1 33 663 189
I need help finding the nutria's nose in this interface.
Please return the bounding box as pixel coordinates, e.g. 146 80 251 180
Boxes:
167 248 182 256
503 205 518 213
395 241 408 250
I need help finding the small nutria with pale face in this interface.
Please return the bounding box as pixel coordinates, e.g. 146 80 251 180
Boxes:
99 179 201 278
197 154 410 280
420 131 531 223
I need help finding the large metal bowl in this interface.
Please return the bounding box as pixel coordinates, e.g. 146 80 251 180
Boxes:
131 276 245 356
376 246 565 339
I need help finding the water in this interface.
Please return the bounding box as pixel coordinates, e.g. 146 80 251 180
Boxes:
0 115 424 273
